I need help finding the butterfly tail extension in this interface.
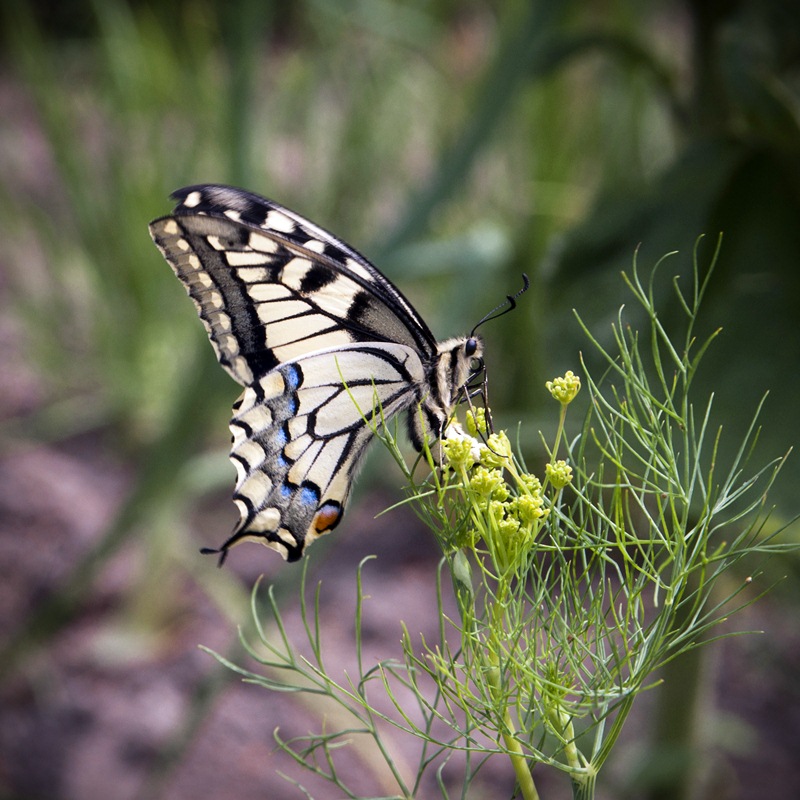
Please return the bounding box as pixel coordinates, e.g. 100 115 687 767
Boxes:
199 544 230 567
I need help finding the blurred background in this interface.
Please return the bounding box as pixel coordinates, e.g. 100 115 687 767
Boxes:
1 1 799 798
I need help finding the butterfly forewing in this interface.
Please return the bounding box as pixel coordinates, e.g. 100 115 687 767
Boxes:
149 184 482 562
150 185 437 386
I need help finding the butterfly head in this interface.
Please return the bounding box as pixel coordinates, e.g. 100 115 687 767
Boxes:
432 275 530 436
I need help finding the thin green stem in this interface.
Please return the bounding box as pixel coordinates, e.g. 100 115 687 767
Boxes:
485 661 540 800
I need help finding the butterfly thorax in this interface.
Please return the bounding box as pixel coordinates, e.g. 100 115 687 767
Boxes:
407 334 483 450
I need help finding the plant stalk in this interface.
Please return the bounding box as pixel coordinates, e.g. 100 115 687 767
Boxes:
571 770 597 800
486 663 540 800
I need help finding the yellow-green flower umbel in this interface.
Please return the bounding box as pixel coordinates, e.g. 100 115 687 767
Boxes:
546 371 581 405
546 459 573 490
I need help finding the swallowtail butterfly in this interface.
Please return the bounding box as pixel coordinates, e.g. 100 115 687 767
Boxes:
150 185 524 563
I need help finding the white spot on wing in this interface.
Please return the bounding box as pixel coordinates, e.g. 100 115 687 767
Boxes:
226 250 273 266
304 239 326 254
248 232 280 253
259 372 286 400
274 527 298 546
287 440 325 485
281 257 313 291
236 403 273 434
290 438 349 494
183 191 202 208
230 357 253 385
344 257 374 283
265 210 296 233
249 283 293 302
237 471 273 507
256 300 310 325
248 507 281 534
235 266 270 282
267 318 321 348
234 440 267 473
283 433 313 461
314 385 386 435
295 384 339 412
217 333 240 356
272 331 353 362
287 416 307 439
235 387 259 414
209 310 232 331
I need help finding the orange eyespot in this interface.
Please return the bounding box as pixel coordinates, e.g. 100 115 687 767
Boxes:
313 502 343 533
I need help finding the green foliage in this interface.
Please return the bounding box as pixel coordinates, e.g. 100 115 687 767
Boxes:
208 253 794 799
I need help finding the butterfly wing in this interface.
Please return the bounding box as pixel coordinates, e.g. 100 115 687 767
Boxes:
149 184 437 386
218 342 425 562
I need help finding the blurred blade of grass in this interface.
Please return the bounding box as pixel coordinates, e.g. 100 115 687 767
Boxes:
213 0 273 185
0 0 263 664
2 0 223 441
376 1 569 260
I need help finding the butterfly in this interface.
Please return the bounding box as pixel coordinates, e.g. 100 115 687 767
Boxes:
150 184 526 563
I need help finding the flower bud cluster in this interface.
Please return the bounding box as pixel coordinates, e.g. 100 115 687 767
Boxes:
545 460 573 490
437 373 578 571
442 425 548 568
546 370 581 405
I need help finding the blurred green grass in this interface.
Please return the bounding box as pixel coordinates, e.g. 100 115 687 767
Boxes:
1 1 799 798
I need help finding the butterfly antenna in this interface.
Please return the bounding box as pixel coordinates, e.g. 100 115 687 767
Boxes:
470 273 530 337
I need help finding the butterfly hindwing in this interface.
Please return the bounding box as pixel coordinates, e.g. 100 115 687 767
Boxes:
220 342 426 561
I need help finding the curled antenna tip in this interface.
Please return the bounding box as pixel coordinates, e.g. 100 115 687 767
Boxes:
470 273 530 336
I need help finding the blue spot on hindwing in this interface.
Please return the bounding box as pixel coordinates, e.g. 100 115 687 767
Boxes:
280 480 320 505
284 364 302 391
299 481 321 507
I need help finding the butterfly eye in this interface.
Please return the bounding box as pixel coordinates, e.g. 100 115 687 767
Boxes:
465 337 479 357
